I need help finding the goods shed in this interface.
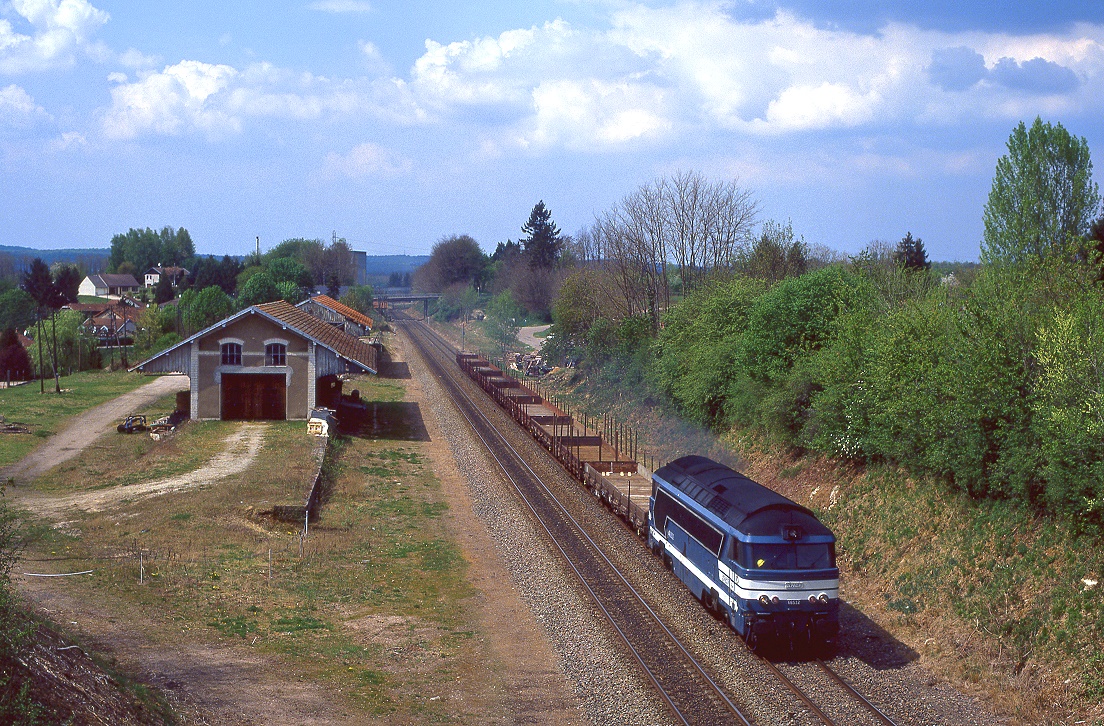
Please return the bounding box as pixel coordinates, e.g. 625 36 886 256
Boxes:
131 300 378 421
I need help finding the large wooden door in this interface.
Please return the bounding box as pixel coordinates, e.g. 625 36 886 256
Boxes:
221 373 287 420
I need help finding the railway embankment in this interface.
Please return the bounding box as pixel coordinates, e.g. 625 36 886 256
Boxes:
534 365 1104 726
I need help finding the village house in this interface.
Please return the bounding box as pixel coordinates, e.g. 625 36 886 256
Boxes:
144 265 189 288
78 273 141 299
131 300 378 421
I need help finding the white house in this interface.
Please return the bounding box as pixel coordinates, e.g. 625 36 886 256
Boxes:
144 265 189 288
78 274 141 299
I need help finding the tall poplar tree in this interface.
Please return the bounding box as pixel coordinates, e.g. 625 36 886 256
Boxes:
982 117 1100 264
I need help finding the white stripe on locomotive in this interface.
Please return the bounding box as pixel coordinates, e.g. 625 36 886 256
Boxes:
652 527 838 612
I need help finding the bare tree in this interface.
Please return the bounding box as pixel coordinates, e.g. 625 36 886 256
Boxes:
581 170 758 331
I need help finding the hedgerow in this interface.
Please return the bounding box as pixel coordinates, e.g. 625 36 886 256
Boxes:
606 256 1104 529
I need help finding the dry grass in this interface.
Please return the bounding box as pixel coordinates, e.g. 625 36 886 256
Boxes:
0 370 150 468
16 371 501 722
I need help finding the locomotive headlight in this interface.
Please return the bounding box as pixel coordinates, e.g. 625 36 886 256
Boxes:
758 595 771 606
809 595 818 603
819 593 830 604
771 596 780 605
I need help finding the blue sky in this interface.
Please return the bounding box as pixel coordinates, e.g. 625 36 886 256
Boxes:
2 1 1104 261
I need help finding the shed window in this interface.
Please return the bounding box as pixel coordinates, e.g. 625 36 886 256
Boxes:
265 343 287 366
221 342 242 366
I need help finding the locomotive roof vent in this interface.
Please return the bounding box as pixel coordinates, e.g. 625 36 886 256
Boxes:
712 484 727 494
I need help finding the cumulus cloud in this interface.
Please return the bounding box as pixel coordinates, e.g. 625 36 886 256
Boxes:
0 83 52 125
990 56 1080 94
117 47 160 70
102 60 240 138
91 1 1104 150
319 142 411 179
0 0 110 74
399 2 1104 144
308 1 372 13
359 40 390 75
928 47 1080 95
927 47 988 91
100 58 426 139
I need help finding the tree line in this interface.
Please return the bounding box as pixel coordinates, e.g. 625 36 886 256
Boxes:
532 117 1104 530
0 232 374 385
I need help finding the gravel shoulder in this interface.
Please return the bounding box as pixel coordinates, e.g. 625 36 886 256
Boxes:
401 325 673 726
518 325 551 349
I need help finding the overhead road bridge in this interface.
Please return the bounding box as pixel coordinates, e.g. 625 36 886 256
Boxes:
374 293 441 319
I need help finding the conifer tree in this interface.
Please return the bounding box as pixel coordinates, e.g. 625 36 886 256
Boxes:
520 201 562 269
894 232 931 271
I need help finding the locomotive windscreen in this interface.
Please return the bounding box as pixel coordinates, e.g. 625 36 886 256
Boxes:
736 542 836 570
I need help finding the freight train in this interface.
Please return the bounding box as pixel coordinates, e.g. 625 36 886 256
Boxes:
455 351 839 654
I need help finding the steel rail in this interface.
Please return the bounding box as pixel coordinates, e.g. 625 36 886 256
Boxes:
816 660 899 726
402 314 901 726
758 657 839 726
402 318 754 726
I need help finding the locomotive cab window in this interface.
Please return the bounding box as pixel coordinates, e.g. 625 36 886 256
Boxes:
740 542 835 570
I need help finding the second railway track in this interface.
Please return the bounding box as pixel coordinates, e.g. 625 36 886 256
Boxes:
403 316 750 724
399 314 903 726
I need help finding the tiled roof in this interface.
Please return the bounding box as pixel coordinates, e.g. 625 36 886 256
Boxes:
305 294 374 330
88 273 140 288
255 300 377 371
66 302 114 313
132 300 378 375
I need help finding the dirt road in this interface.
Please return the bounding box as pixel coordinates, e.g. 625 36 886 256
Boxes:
518 324 550 349
17 424 267 519
1 374 189 484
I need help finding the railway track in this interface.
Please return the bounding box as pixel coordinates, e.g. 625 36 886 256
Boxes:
399 314 902 726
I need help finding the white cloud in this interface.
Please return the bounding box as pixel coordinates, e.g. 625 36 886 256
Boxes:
0 0 109 73
51 129 87 149
398 2 1104 146
117 47 160 70
88 2 1104 154
525 78 671 148
0 83 51 125
319 142 411 179
102 60 240 139
761 82 880 131
99 58 427 139
359 40 390 75
308 1 372 13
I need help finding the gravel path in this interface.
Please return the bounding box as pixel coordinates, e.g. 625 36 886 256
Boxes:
1 374 189 484
518 325 551 349
17 424 267 519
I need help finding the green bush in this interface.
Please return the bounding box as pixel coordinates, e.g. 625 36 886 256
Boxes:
738 266 868 385
653 277 764 427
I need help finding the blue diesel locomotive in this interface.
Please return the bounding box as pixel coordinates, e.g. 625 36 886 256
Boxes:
647 455 839 653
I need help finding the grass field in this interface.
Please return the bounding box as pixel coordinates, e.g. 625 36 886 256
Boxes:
17 371 501 722
0 370 151 468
